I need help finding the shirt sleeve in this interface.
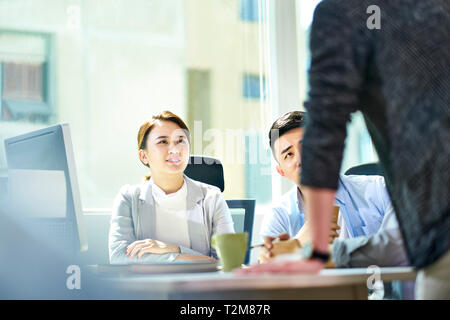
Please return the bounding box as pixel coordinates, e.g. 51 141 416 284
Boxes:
108 185 179 264
332 204 409 267
259 206 291 240
178 246 205 256
209 190 235 259
301 0 370 189
211 191 235 235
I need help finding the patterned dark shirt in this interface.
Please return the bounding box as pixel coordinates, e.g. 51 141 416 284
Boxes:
301 0 450 268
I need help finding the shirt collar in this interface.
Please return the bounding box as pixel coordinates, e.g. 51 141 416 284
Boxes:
150 177 187 202
139 179 153 203
296 186 304 213
296 186 302 204
139 174 204 205
334 175 346 203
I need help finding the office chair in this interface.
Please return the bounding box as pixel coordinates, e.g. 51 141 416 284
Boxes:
185 155 255 264
185 155 224 192
225 199 255 265
344 162 382 176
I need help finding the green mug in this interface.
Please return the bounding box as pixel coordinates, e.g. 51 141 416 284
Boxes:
211 232 248 272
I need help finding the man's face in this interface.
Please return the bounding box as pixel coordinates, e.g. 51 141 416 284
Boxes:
273 127 304 185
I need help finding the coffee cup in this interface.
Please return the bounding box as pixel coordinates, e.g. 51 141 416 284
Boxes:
211 232 248 272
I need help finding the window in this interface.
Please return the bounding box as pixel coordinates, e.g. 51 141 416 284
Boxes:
295 0 378 172
245 132 272 204
242 73 266 100
0 1 272 209
240 0 259 22
0 31 52 123
3 62 44 101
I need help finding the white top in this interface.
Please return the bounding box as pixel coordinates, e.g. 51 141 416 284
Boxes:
337 210 349 240
151 178 191 249
109 175 235 264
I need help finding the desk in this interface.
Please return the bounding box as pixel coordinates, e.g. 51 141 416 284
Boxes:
86 266 416 300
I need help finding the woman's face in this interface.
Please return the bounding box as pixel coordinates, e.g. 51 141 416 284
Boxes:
140 120 190 177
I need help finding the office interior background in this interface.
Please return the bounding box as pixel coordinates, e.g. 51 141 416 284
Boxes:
0 0 378 264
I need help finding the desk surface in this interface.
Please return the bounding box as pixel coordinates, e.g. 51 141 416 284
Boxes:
87 265 417 299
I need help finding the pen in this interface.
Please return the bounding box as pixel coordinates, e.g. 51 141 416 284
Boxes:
250 238 280 249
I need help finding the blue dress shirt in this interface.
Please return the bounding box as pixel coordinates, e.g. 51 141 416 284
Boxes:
260 174 393 240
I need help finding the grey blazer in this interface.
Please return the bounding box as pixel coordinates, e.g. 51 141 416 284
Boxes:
108 175 235 264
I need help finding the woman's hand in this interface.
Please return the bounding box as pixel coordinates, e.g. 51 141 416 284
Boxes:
175 254 216 262
126 239 180 259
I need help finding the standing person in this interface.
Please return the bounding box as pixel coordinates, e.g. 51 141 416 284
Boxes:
238 0 449 299
109 110 235 264
258 111 408 271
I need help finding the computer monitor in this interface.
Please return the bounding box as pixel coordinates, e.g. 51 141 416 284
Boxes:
4 123 88 255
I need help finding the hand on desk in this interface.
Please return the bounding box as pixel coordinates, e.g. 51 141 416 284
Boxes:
258 232 335 268
126 239 180 259
259 222 340 264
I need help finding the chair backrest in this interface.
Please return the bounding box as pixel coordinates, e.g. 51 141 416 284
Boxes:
344 162 383 176
184 155 224 192
226 199 255 265
184 155 256 264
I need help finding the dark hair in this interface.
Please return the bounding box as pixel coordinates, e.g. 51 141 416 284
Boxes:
137 110 190 180
268 111 306 157
138 110 190 151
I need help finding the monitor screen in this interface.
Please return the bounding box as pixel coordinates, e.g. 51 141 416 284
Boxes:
4 123 88 255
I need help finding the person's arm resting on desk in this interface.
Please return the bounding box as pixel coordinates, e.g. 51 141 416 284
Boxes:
258 225 339 264
109 185 212 264
297 0 368 271
332 202 409 267
258 203 339 264
109 185 179 264
237 188 335 274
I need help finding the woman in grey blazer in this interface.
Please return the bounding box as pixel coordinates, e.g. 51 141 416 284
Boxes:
108 111 235 264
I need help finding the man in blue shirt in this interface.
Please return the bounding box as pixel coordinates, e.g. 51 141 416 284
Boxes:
259 111 408 270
